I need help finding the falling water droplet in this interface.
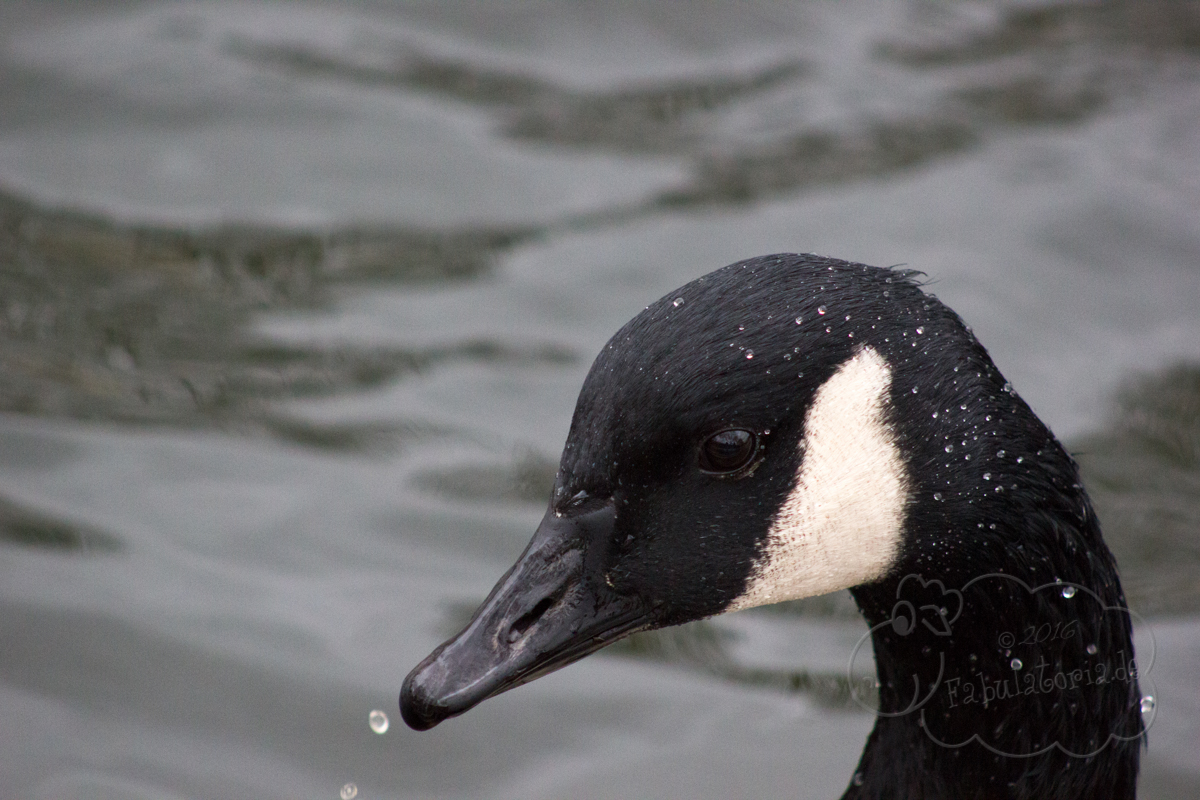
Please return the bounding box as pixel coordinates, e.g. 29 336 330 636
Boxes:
1086 644 1098 655
1011 658 1023 671
817 305 827 315
369 710 389 734
672 297 684 307
1141 696 1155 715
341 783 358 800
1061 586 1077 599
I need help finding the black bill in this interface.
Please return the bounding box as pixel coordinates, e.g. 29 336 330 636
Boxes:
399 502 651 730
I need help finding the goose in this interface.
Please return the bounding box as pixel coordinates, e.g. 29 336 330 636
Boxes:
400 254 1145 799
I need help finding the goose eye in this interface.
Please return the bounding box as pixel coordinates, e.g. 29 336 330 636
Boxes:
698 429 758 475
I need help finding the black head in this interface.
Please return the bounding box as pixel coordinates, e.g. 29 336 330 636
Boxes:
399 253 1105 731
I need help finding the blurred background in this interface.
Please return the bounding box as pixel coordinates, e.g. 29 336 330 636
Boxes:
0 1 1198 798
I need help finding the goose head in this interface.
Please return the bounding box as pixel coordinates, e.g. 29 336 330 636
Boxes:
399 253 1141 791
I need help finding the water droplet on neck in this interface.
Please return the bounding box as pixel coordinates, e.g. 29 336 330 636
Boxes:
369 710 389 734
1061 586 1077 599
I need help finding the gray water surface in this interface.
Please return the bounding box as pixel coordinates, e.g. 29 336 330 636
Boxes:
1 2 1199 798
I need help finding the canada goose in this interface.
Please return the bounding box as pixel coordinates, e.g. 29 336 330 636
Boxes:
400 254 1144 799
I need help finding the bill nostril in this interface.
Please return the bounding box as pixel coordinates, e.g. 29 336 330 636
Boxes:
507 596 556 644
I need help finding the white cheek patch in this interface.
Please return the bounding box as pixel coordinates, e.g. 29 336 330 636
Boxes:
728 346 908 612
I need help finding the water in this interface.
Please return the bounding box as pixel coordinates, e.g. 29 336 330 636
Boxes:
1 1 1199 798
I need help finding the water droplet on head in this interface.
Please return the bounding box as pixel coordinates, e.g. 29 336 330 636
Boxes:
341 783 358 800
853 772 865 787
369 710 389 734
745 351 754 359
1011 658 1023 670
672 297 684 307
997 450 1006 458
1086 644 1098 655
983 472 991 480
738 325 745 331
1141 696 1155 715
817 305 827 315
795 316 803 324
916 326 924 334
933 492 943 501
932 411 939 418
1061 586 1077 599
945 444 954 453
